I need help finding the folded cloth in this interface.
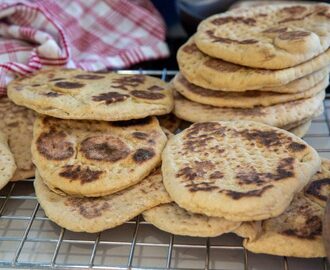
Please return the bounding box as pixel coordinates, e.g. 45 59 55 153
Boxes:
0 0 169 96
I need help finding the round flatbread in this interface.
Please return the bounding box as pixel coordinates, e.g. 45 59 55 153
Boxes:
177 38 330 92
173 73 328 108
288 120 311 138
240 160 330 258
8 69 173 121
162 121 321 221
0 131 16 189
173 90 325 128
32 116 167 197
0 97 35 181
35 169 171 233
143 202 240 237
195 4 330 69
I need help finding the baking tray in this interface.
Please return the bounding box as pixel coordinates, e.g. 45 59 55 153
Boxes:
0 69 329 270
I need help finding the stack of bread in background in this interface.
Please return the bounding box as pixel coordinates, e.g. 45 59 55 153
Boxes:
4 68 174 232
173 3 330 138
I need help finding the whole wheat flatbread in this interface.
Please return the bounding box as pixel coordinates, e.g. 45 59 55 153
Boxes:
32 115 167 197
173 73 328 108
195 4 330 69
143 202 240 237
173 90 325 128
35 169 171 233
177 38 330 91
162 121 320 221
8 69 173 121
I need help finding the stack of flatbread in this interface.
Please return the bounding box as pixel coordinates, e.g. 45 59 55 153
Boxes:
143 120 328 258
173 3 330 138
4 68 175 232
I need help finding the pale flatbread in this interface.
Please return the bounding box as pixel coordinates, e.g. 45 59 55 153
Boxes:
173 90 325 128
32 116 167 197
0 97 35 181
0 131 16 190
162 121 320 221
173 73 328 108
177 38 330 91
195 4 330 69
35 169 171 233
143 202 240 237
8 69 173 121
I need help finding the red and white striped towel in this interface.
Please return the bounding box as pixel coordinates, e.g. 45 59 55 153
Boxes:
0 0 169 96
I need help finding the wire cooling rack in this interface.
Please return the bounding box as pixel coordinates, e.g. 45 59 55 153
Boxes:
0 69 329 270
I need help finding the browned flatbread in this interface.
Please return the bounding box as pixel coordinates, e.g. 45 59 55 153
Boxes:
35 169 172 233
32 115 167 197
239 159 330 258
173 72 327 108
8 69 173 121
195 4 330 69
162 121 321 221
177 37 330 92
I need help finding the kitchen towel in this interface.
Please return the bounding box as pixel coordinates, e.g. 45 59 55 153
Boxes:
0 0 169 95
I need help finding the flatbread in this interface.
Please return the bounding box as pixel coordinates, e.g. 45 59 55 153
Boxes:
162 121 321 221
177 38 330 91
8 69 173 121
0 131 16 190
0 97 35 181
173 90 325 128
35 169 171 233
235 160 330 258
173 73 328 108
195 4 330 69
143 202 241 237
32 116 167 197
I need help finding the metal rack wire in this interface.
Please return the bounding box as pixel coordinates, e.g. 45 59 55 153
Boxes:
0 69 329 270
